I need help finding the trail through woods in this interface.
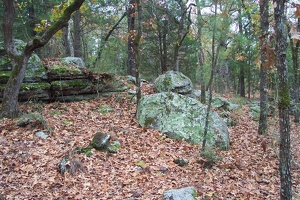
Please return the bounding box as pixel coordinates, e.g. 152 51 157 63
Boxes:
0 84 300 199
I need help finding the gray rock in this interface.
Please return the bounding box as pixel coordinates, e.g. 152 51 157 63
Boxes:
24 53 48 82
163 186 197 200
211 96 239 111
35 131 49 139
136 92 229 149
91 133 111 151
62 57 85 68
173 158 189 166
59 155 68 175
154 71 193 95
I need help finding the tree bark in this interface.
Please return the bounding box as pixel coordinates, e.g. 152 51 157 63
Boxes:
258 0 269 135
62 26 71 56
274 0 292 199
28 0 37 37
289 18 300 123
127 0 136 76
0 0 85 118
195 0 206 103
73 10 82 57
134 0 142 107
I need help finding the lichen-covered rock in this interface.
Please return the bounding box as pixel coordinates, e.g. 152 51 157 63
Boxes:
91 133 111 151
107 141 121 153
24 53 48 82
163 186 197 200
62 57 85 68
136 92 229 149
154 71 193 95
211 96 239 111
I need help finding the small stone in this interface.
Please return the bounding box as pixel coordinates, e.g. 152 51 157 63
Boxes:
173 158 189 166
35 131 49 139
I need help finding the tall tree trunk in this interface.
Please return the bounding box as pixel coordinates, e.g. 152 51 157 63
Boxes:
162 20 168 73
73 10 82 57
289 18 300 123
274 0 292 199
258 0 269 135
62 26 71 56
0 0 85 118
134 0 142 107
239 65 245 97
238 5 245 97
28 0 36 37
127 0 136 76
195 0 206 103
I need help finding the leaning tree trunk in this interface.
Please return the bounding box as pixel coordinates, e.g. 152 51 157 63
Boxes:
274 0 292 199
0 0 85 118
258 0 269 135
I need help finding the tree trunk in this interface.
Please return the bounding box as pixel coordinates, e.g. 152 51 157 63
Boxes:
172 1 194 71
274 0 292 199
195 0 206 103
202 0 218 150
258 0 269 135
92 12 127 68
127 0 136 76
0 0 85 118
289 18 300 123
239 65 245 97
28 0 37 37
134 0 142 107
62 26 71 56
73 10 82 57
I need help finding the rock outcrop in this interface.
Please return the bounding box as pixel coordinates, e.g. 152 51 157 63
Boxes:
0 40 128 102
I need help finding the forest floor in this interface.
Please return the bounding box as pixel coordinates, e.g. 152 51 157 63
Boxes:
0 83 300 200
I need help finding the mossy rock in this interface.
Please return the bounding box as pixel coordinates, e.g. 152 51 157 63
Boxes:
91 132 111 151
47 64 86 81
18 82 51 101
51 79 95 96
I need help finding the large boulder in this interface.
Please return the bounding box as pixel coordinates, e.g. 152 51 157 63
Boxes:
154 71 193 95
136 92 229 149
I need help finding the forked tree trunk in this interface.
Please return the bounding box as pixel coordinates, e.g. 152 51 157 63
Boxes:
0 0 85 118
